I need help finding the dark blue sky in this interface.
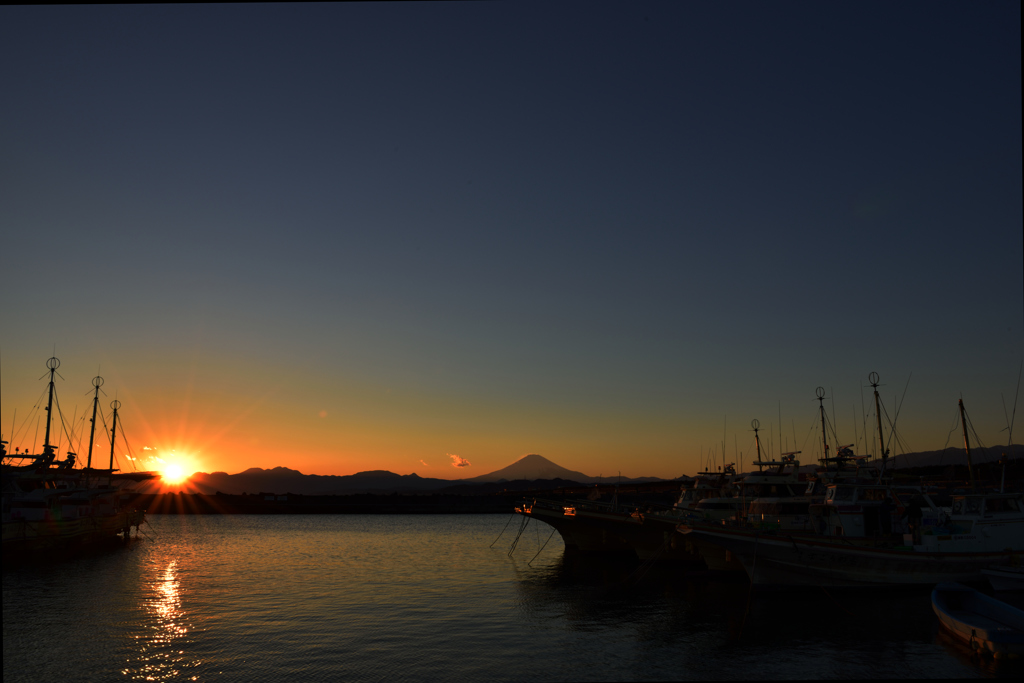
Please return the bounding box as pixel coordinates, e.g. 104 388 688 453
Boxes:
2 2 1021 476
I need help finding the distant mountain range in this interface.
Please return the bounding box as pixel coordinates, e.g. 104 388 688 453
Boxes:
853 443 1022 470
142 453 665 495
142 446 1021 496
155 467 454 496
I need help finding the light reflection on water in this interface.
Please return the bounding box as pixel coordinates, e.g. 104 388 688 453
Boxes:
2 514 1016 681
122 559 200 682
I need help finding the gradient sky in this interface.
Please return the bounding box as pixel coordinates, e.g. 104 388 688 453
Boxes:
2 2 1021 480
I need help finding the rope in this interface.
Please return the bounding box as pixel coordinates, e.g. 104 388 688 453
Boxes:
136 522 157 542
51 386 78 456
507 515 530 556
938 406 962 465
489 512 516 548
799 414 818 452
527 527 557 566
819 586 855 616
117 419 138 472
623 536 670 585
1008 360 1022 445
8 387 49 451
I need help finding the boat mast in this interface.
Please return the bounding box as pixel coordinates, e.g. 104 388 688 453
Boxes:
86 375 103 482
870 372 888 481
752 419 762 463
816 387 829 464
42 356 60 464
958 398 975 492
108 399 121 479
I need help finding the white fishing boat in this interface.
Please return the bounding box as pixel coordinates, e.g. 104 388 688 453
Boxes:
639 465 743 568
680 465 1023 587
679 378 1024 587
679 510 1021 588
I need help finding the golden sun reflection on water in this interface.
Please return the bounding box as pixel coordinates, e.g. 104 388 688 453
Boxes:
123 560 201 681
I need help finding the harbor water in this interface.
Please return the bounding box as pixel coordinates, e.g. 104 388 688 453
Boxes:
2 514 1017 681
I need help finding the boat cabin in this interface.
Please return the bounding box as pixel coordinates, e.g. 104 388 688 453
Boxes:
810 484 910 538
943 493 1024 546
673 466 740 511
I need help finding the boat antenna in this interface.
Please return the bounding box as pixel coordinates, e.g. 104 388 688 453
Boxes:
869 373 889 483
830 387 839 458
816 387 829 465
723 415 727 474
751 419 762 463
86 374 104 484
860 380 869 460
1007 359 1022 447
1003 360 1019 493
958 397 976 492
778 401 783 462
109 398 121 480
41 356 61 466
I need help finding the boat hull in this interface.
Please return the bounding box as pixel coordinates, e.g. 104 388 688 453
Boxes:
680 524 1022 588
516 501 636 553
932 582 1024 658
2 509 144 556
634 514 706 565
518 501 702 559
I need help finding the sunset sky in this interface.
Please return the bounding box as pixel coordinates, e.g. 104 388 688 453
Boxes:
2 2 1021 480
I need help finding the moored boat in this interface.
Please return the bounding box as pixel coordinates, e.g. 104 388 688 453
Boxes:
2 357 158 560
982 566 1024 592
678 378 1024 588
931 582 1024 658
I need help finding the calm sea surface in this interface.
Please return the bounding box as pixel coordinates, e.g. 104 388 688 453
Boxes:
3 514 1019 681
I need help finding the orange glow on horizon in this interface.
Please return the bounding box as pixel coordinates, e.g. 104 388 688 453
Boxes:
161 463 188 485
149 450 200 486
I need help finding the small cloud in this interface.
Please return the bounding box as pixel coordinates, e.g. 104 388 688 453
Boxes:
318 410 327 418
419 459 429 467
142 446 154 451
448 453 471 468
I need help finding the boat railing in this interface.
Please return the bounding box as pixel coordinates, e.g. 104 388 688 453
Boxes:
563 498 635 514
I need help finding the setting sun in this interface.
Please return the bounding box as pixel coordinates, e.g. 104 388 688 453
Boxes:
161 463 187 484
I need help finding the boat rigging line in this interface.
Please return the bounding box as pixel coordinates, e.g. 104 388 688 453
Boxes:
527 527 557 567
85 374 104 479
938 404 964 464
507 515 530 556
489 512 517 548
1001 359 1022 446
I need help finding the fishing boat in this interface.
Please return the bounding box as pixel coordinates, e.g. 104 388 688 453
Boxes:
515 474 721 561
931 582 1024 658
982 566 1024 591
514 495 639 554
2 357 158 559
678 378 1024 587
630 466 741 565
679 503 1021 588
740 389 886 532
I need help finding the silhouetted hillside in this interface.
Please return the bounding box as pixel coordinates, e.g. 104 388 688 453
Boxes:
138 467 454 495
